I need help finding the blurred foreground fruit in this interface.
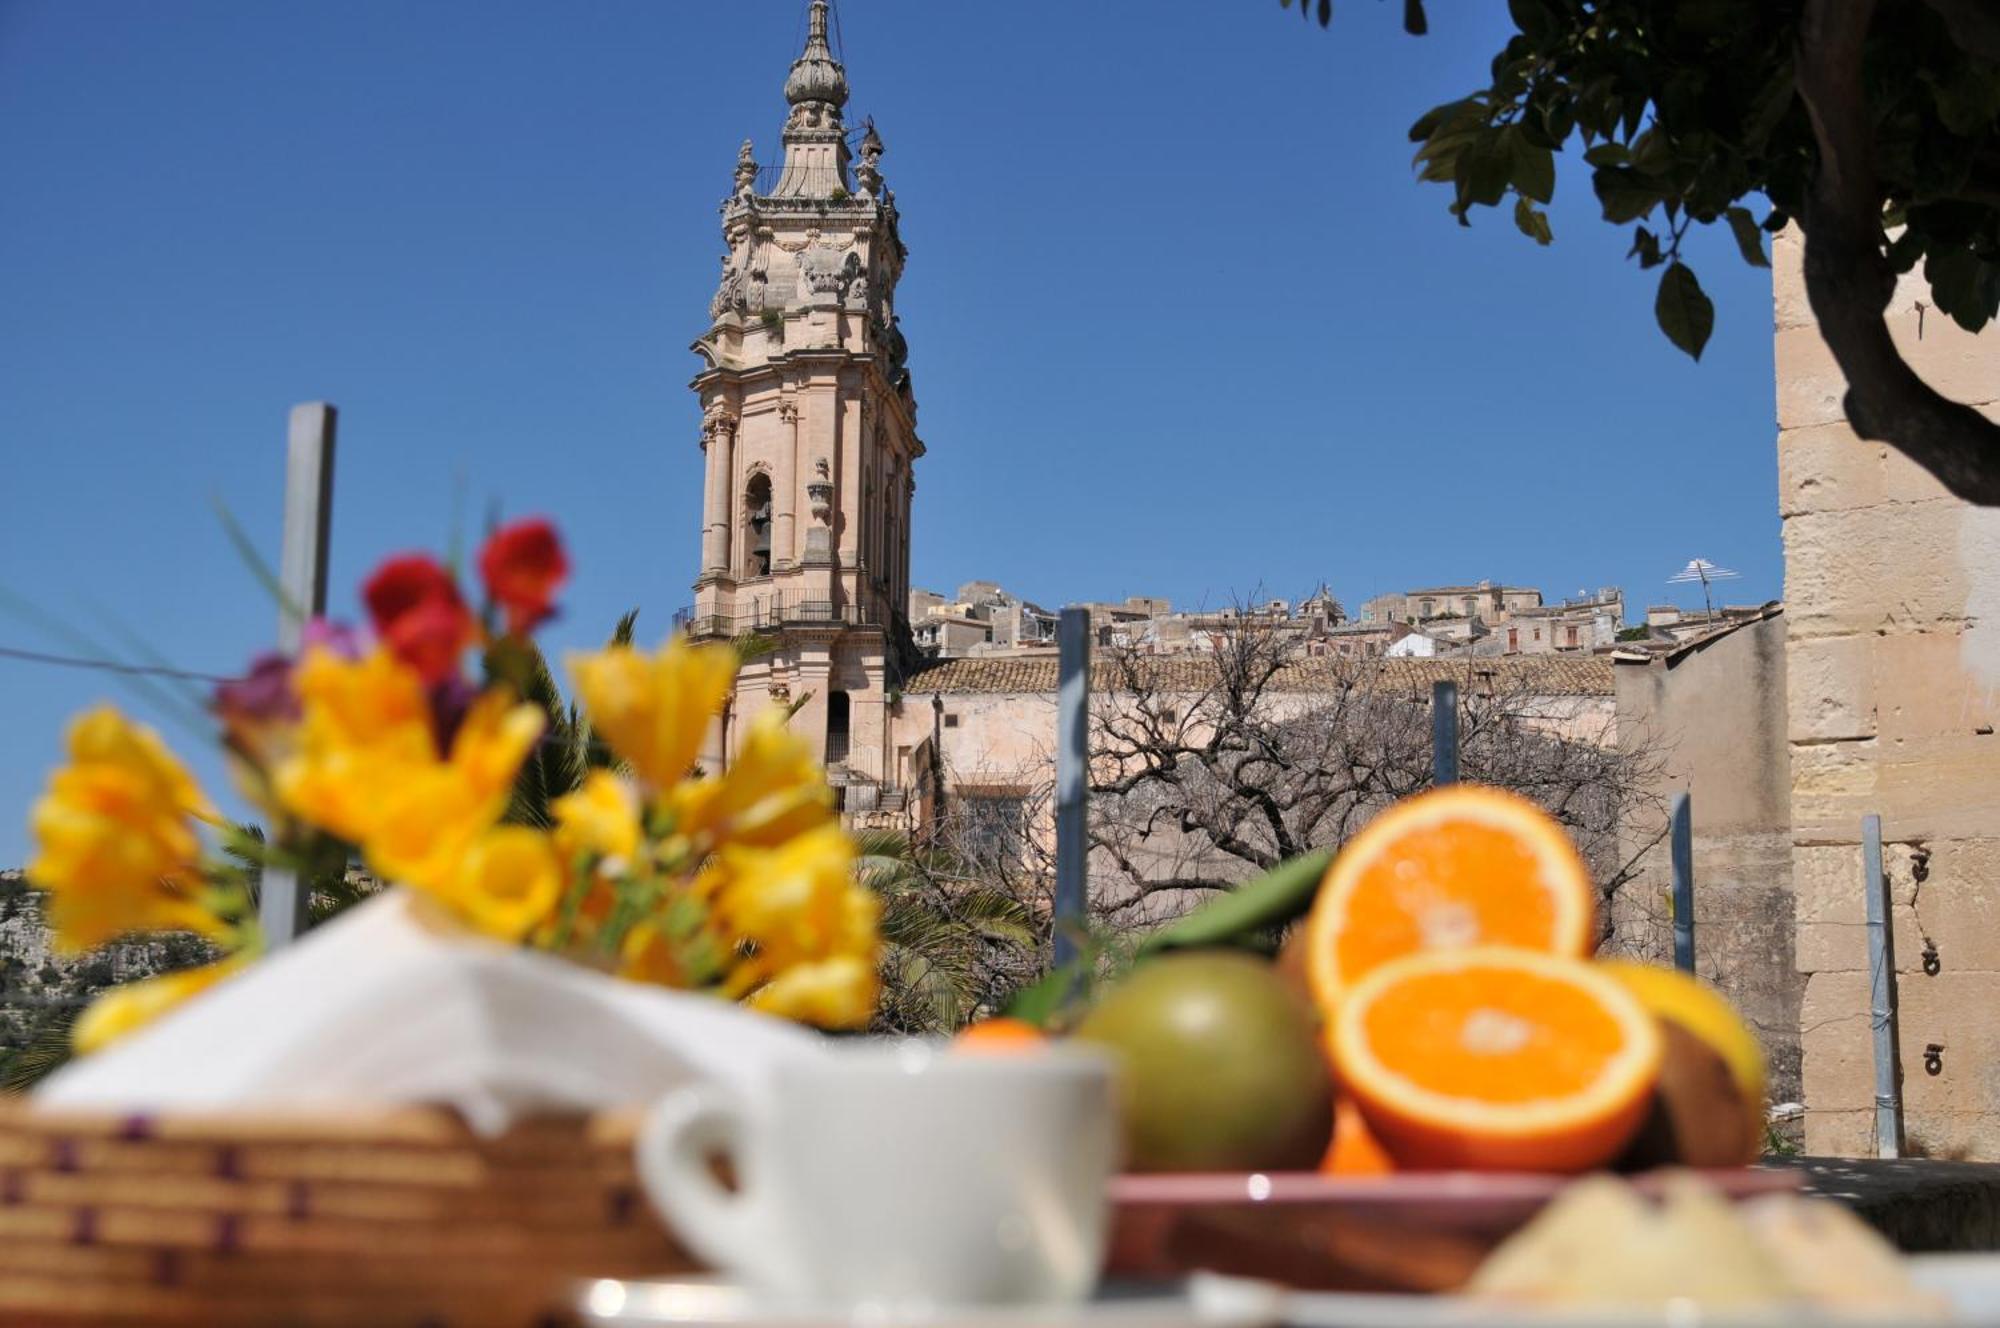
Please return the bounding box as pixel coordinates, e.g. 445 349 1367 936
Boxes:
1600 961 1766 1167
950 1017 1046 1054
1302 786 1596 1015
1331 947 1661 1172
1320 1096 1395 1176
1074 951 1332 1172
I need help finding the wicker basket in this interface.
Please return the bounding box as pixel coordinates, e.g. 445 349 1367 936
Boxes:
0 1102 696 1326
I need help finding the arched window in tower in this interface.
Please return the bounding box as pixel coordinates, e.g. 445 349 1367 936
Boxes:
743 472 773 578
825 689 851 766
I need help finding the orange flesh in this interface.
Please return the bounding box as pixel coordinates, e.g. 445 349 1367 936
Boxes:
1335 819 1561 983
1361 967 1627 1104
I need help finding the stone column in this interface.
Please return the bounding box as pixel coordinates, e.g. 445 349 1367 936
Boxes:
775 398 800 570
790 638 835 770
851 660 888 786
838 386 863 612
700 410 735 576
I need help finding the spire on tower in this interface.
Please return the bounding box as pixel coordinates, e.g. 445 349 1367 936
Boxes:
772 0 853 199
783 0 849 112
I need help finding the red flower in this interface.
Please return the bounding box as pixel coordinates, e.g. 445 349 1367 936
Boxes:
478 519 569 637
362 554 477 684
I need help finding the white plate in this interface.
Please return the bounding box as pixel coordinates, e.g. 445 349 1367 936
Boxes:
578 1258 2000 1327
573 1276 1272 1327
1190 1254 2000 1325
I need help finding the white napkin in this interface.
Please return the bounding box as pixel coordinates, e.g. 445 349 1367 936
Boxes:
35 890 825 1134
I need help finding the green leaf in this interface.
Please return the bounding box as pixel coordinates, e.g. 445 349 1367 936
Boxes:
1506 0 1558 45
1409 97 1479 144
1003 958 1087 1027
1136 850 1333 957
1457 134 1512 213
1925 245 2000 333
1593 166 1661 224
1628 224 1664 268
1506 126 1555 204
210 495 303 624
1655 261 1715 360
1514 195 1553 245
1722 206 1770 268
1743 68 1796 151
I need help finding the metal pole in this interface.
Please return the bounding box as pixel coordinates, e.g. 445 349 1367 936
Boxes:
261 403 338 947
1670 791 1695 973
276 403 337 653
1431 679 1459 785
1862 813 1904 1158
1052 607 1090 967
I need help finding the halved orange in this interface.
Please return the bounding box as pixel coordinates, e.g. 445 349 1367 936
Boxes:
1330 946 1662 1172
951 1017 1047 1054
1303 785 1595 1014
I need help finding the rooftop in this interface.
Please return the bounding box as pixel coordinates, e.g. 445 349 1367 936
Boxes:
908 653 1613 696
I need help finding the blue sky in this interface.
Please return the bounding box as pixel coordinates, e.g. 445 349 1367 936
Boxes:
0 2 1779 865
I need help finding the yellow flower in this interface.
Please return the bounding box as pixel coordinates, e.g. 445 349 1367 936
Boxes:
27 707 224 952
567 637 736 790
274 648 435 843
73 957 245 1055
710 824 866 969
746 954 880 1029
362 765 496 891
670 712 834 850
274 650 543 897
429 825 564 940
553 771 641 865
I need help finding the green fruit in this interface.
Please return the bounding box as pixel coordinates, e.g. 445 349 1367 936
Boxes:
1073 950 1333 1173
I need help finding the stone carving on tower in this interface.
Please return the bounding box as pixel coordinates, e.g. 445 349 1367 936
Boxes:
687 0 924 811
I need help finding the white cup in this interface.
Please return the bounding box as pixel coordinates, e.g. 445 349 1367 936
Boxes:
636 1040 1119 1311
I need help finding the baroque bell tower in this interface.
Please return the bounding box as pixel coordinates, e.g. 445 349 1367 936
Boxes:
687 0 922 808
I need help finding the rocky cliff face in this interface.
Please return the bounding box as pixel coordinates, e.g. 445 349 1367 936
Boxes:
0 870 217 1087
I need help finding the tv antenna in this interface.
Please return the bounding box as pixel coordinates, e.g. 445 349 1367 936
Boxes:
1668 558 1739 618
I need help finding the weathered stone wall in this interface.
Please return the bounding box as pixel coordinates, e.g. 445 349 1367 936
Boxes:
1612 614 1799 1114
1775 228 2000 1158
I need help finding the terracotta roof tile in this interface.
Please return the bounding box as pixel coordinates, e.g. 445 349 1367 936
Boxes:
906 654 1613 696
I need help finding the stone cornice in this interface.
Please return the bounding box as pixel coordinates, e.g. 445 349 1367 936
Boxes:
691 354 921 449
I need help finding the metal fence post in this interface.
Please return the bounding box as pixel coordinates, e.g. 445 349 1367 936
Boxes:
1431 679 1459 786
1862 813 1905 1158
260 403 337 947
1053 607 1090 967
1670 791 1695 973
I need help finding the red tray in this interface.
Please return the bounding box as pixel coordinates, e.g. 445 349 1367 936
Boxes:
1106 1168 1801 1294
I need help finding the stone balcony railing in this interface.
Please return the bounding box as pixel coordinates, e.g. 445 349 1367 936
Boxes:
674 596 881 640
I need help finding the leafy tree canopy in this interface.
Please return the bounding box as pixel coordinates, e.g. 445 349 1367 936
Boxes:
1284 0 2000 504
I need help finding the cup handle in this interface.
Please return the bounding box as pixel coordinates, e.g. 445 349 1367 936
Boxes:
636 1085 783 1285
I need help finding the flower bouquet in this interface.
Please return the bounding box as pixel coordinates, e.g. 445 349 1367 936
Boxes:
25 518 881 1056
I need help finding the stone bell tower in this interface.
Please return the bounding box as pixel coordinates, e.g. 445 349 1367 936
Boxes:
686 0 923 810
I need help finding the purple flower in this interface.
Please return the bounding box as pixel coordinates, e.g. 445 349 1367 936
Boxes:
300 618 361 659
214 653 298 727
427 675 481 756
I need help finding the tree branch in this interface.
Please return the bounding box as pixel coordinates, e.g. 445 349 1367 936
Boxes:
1795 0 2000 505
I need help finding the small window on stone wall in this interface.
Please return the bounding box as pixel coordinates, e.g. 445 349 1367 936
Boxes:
826 690 851 765
951 792 1027 868
743 473 773 578
943 712 960 728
